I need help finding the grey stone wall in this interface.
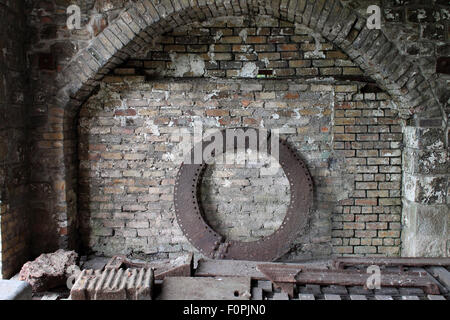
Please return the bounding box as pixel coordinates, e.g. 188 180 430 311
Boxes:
344 0 449 122
402 127 449 256
0 0 30 279
126 15 364 79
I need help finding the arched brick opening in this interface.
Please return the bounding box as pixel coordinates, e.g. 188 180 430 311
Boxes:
31 0 447 258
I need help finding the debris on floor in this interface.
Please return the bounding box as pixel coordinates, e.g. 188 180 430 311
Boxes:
18 249 78 292
70 268 154 300
17 254 450 301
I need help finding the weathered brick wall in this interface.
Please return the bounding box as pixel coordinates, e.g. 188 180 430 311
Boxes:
332 88 403 256
25 1 448 122
78 78 336 259
79 57 402 260
0 0 30 278
200 153 290 242
125 15 364 79
15 0 448 261
24 0 129 257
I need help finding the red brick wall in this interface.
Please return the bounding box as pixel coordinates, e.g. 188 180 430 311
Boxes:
0 0 30 278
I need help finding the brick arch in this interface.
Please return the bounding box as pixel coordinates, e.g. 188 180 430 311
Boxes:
51 0 445 251
58 0 445 122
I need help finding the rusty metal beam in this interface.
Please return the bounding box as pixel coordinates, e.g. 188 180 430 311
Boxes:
257 264 441 295
332 257 450 270
195 259 330 279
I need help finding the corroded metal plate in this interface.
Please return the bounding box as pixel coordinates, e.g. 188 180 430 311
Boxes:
174 128 313 261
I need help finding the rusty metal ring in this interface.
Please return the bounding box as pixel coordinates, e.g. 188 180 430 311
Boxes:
174 128 313 261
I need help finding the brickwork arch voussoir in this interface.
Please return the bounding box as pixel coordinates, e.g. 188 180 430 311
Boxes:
58 0 445 125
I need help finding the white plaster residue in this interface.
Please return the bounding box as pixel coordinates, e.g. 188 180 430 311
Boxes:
236 54 249 61
304 33 326 59
272 114 280 119
213 30 223 42
239 62 259 78
144 119 160 137
223 179 232 188
419 152 446 174
86 14 104 36
404 175 417 202
427 140 444 150
151 89 170 101
223 179 231 188
440 9 449 21
204 90 220 101
208 44 217 65
403 127 419 149
201 116 221 127
421 178 445 204
162 153 175 162
239 28 248 43
169 53 206 77
385 11 395 21
293 109 301 119
417 9 426 21
259 119 265 128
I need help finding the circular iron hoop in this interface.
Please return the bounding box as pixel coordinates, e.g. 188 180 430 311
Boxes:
174 128 313 261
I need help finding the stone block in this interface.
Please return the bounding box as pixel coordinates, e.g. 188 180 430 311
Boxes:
402 201 449 257
403 149 448 174
403 174 447 204
18 249 78 292
0 280 32 300
403 127 445 150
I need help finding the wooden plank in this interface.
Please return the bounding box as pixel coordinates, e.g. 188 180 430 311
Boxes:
158 277 251 300
333 257 450 269
257 264 440 294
